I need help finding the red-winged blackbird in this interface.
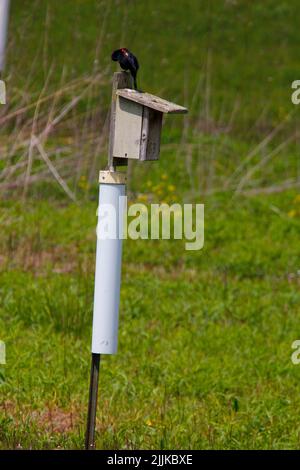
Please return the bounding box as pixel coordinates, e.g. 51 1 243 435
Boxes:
111 48 139 90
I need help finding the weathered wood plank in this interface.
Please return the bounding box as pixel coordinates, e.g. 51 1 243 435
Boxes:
146 109 162 160
116 89 188 114
139 107 149 161
113 96 142 160
108 72 133 168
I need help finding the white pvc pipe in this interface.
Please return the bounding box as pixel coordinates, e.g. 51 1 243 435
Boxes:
0 0 10 72
91 182 125 354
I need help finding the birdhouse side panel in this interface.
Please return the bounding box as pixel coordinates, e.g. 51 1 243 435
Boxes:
145 109 162 161
113 96 142 159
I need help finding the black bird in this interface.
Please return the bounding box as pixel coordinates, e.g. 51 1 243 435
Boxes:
111 48 139 90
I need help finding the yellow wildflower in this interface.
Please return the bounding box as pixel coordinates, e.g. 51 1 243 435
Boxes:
288 210 297 218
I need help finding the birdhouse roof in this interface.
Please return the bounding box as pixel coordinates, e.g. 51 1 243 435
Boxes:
116 89 188 114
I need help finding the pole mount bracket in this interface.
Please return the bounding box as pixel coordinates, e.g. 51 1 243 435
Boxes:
99 171 127 185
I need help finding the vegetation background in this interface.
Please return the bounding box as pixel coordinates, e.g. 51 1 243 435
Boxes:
1 0 300 449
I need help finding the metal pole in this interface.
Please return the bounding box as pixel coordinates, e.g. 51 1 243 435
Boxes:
85 173 126 450
0 0 10 73
85 353 101 450
85 73 130 451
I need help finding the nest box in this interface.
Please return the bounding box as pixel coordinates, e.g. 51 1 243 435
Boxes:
112 89 187 163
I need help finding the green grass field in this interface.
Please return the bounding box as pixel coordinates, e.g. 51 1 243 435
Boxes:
1 192 300 449
7 0 300 133
1 0 300 450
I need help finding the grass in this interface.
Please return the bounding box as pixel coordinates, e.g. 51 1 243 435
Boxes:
1 190 300 449
6 0 300 134
2 1 299 195
1 0 300 450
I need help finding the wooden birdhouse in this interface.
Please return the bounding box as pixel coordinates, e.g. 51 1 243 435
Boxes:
109 73 188 167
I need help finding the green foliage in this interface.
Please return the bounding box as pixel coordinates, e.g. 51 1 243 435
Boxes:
7 0 300 135
1 190 300 449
